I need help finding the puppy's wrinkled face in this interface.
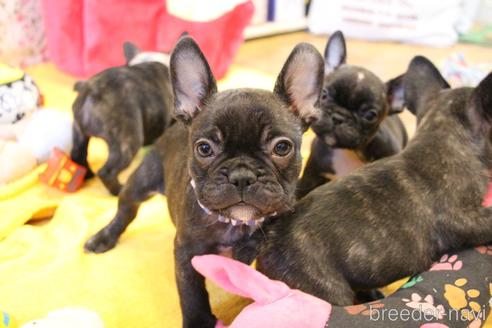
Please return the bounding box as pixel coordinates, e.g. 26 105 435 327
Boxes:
170 37 324 226
312 67 388 148
190 90 302 223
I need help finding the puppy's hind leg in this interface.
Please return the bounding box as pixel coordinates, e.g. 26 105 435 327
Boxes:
258 253 355 305
98 138 139 196
70 122 94 179
355 289 385 303
460 206 492 247
85 149 164 253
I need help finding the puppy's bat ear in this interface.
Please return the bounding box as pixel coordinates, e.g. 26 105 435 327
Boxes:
467 71 492 133
170 37 217 124
403 56 450 120
324 30 346 74
123 42 140 64
274 42 324 126
386 74 405 115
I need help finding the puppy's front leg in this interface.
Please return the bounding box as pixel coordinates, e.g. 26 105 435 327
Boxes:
361 127 403 161
232 229 264 264
175 240 216 328
297 161 331 199
297 138 333 199
85 149 164 253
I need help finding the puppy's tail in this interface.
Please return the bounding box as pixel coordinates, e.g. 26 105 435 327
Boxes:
73 81 87 93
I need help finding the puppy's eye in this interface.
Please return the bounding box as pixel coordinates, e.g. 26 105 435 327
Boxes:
362 109 378 122
196 141 214 157
272 139 293 157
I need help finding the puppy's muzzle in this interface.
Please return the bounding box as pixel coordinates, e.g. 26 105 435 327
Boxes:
228 166 257 192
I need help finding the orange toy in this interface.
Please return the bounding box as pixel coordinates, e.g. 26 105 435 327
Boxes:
40 148 87 192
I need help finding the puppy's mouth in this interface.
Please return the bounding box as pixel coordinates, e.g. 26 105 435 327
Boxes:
191 179 283 227
197 200 277 227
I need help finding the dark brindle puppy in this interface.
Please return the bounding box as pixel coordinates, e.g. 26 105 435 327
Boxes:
298 31 408 198
256 56 492 305
85 37 324 327
71 42 173 195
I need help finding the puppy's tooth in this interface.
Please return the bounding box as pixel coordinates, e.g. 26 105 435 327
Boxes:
190 179 196 189
218 215 226 222
271 212 278 216
258 217 265 223
231 219 238 226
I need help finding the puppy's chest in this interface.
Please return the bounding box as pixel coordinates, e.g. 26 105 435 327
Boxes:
213 223 254 255
324 148 366 180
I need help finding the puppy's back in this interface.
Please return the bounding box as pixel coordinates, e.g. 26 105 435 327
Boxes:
259 86 488 296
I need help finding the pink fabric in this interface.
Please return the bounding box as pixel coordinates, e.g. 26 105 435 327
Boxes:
482 182 492 207
192 255 332 328
41 0 253 78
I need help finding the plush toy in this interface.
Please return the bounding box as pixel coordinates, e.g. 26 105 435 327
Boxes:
0 65 72 185
20 307 104 328
192 245 492 328
0 64 41 125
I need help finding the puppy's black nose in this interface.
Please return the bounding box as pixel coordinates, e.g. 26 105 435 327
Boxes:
228 168 257 190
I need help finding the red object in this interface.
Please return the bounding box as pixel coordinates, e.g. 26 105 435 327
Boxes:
41 0 254 79
483 182 492 207
40 148 87 192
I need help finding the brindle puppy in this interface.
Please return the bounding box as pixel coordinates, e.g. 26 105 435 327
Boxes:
71 43 173 195
257 57 492 305
85 37 325 327
298 31 408 198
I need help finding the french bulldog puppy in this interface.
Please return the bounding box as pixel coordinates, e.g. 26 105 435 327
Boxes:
71 42 173 195
297 31 407 198
256 56 492 305
85 37 325 327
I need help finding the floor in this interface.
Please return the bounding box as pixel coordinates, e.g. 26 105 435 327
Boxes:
238 31 492 80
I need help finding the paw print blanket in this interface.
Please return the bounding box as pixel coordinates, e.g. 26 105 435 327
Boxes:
193 246 492 327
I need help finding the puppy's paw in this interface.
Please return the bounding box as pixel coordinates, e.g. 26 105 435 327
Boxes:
108 185 121 196
84 230 118 253
84 169 95 180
